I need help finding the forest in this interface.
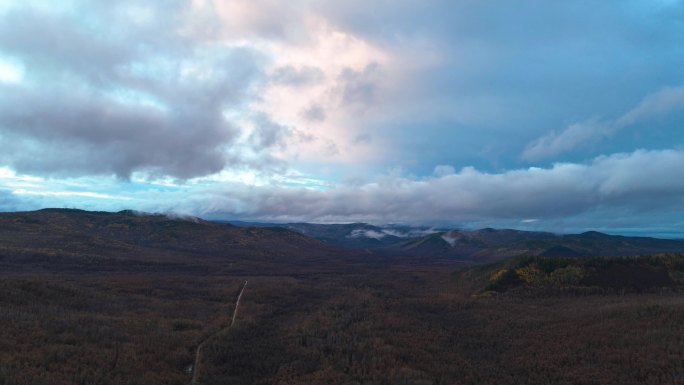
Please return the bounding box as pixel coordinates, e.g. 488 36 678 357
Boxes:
3 267 684 385
1 210 684 384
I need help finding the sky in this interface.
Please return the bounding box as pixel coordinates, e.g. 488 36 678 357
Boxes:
1 0 684 236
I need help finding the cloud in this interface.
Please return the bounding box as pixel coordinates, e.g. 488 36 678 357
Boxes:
313 0 684 169
157 148 684 224
338 63 382 109
0 2 278 180
270 65 325 86
12 189 131 200
188 0 311 43
524 85 684 160
0 188 21 211
522 119 612 161
248 113 292 150
3 148 684 235
4 0 682 180
1 0 684 238
616 86 684 127
348 229 386 240
300 104 326 122
433 165 456 177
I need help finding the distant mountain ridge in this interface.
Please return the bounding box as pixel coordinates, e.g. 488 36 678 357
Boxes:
222 221 444 249
399 228 684 261
226 221 684 261
3 210 683 271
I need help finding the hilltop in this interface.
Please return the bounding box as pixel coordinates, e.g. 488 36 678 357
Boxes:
0 209 347 274
457 253 684 296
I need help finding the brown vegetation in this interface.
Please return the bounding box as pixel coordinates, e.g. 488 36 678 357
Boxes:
1 210 684 384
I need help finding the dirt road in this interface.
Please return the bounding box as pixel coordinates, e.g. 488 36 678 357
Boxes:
190 280 248 385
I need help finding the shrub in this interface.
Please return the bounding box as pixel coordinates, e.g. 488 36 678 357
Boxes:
486 268 520 292
549 266 586 286
515 265 547 287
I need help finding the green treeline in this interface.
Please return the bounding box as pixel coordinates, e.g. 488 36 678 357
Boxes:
485 253 684 294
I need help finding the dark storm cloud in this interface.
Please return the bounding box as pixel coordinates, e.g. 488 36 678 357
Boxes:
0 2 270 179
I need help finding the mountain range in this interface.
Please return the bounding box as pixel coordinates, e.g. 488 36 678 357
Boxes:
227 221 684 261
2 210 684 271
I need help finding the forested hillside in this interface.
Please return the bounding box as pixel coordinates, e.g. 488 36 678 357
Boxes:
1 210 684 384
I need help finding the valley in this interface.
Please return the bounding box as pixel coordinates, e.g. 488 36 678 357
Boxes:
1 210 684 385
